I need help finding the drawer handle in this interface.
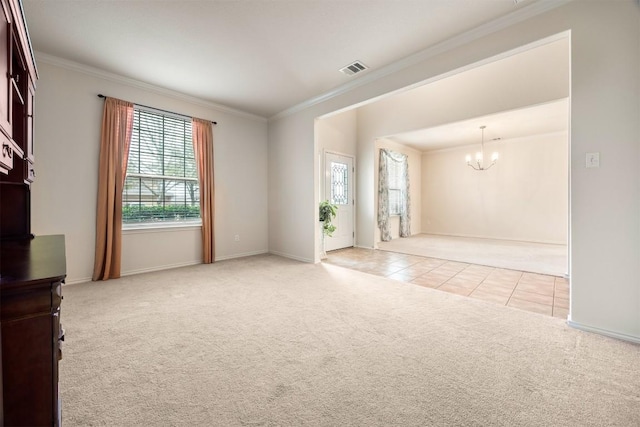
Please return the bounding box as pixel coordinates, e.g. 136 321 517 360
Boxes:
29 168 35 177
2 143 11 158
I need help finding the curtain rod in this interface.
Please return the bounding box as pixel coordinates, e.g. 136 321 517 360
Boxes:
97 94 217 125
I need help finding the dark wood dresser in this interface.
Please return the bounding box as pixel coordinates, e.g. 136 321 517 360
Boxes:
1 235 66 426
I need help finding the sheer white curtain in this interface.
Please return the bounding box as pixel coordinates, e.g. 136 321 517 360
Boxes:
377 149 411 241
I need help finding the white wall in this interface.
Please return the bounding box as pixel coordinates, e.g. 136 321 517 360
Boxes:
374 138 422 243
268 110 318 262
421 132 568 244
268 1 640 342
31 59 269 283
316 110 357 157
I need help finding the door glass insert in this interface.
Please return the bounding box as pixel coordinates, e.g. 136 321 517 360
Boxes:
330 161 348 205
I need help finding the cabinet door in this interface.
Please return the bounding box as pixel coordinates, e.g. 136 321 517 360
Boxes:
1 314 55 426
26 78 33 161
0 0 10 138
23 79 33 181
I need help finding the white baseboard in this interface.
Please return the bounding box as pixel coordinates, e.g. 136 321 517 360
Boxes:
63 251 270 285
269 250 314 263
567 320 640 345
64 261 202 285
419 231 567 246
355 244 375 250
121 260 202 278
64 276 92 286
215 249 269 261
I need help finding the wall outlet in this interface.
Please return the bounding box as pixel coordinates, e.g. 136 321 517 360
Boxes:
234 234 240 242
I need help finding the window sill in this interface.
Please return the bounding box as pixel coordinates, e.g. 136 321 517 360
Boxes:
122 221 202 234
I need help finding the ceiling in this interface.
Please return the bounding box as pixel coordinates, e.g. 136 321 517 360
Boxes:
386 99 569 152
23 0 550 118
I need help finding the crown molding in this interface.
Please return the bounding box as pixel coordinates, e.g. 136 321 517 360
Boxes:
269 0 572 122
35 51 267 123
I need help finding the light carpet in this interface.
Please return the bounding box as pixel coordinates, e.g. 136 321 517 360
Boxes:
378 234 568 276
60 254 638 426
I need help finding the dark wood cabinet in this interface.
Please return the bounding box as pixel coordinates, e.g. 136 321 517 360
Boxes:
1 235 66 426
0 0 37 238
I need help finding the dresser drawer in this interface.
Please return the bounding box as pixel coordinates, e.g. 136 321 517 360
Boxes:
1 281 57 321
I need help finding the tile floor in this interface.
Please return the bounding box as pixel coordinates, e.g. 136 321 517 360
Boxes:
324 247 569 319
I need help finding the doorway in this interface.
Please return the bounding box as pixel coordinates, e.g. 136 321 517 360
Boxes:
324 151 354 251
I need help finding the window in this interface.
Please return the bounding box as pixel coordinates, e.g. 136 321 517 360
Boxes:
387 159 404 215
330 161 349 205
123 107 200 226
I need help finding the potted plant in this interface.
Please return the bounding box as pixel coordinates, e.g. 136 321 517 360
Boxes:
319 200 338 258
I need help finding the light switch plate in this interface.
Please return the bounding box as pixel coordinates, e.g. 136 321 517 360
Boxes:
586 152 600 168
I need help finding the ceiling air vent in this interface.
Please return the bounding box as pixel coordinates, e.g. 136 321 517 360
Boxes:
340 61 368 76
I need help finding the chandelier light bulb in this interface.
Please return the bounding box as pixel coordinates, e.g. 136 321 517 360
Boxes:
491 152 499 162
465 154 471 163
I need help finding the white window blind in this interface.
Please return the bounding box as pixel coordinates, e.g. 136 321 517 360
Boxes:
122 107 200 225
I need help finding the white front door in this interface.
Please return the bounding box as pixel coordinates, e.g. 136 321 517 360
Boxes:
324 152 354 251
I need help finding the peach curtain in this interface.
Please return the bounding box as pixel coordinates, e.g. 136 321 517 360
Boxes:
192 118 215 263
92 97 134 281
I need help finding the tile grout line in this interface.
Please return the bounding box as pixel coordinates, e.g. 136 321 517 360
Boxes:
551 277 555 316
436 264 486 296
471 265 497 296
505 270 524 307
462 265 491 296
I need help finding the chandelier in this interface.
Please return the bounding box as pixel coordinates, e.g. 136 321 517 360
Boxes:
465 125 499 171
